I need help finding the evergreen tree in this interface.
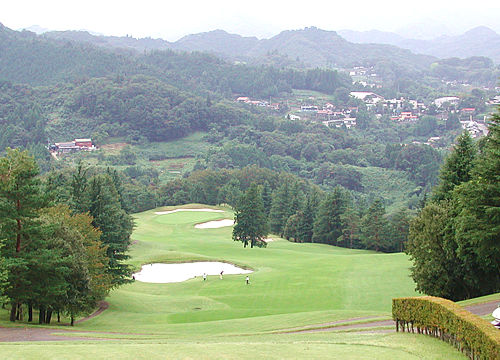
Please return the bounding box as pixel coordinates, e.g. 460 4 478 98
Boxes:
283 213 300 241
232 184 269 248
261 181 272 219
86 174 133 286
0 149 45 321
296 197 314 243
70 163 90 213
389 208 411 252
455 110 500 292
340 204 360 249
432 131 476 201
106 167 129 213
360 200 389 251
312 187 347 245
269 179 293 236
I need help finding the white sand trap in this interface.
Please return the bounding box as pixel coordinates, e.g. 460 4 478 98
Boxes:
195 219 235 229
263 238 274 243
133 262 252 283
155 208 224 215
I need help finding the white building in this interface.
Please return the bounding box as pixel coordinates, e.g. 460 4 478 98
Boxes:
350 91 384 104
434 96 460 108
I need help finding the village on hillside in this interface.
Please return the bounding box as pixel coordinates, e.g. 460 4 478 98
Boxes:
236 89 495 147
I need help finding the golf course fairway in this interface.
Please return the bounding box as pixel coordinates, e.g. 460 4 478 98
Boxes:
0 205 468 359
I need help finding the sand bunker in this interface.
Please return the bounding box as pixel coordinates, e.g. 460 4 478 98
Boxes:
155 208 224 215
195 219 235 229
133 262 252 283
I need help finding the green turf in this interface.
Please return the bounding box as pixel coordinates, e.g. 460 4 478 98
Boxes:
0 204 469 359
0 333 467 360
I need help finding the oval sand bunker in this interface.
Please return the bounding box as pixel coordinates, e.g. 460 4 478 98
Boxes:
155 209 224 215
133 262 252 283
195 219 235 229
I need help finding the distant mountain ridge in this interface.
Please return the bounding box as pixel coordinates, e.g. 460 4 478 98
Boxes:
339 26 500 63
43 30 174 52
41 25 500 65
42 26 436 70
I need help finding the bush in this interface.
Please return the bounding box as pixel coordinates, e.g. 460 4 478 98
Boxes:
392 296 500 360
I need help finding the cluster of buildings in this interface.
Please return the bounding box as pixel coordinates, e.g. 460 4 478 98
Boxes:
49 138 95 153
238 89 495 139
350 92 424 122
236 97 280 110
460 119 488 138
297 102 359 128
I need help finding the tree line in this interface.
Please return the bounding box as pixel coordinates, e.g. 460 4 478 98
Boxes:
0 150 132 324
406 108 500 301
161 165 412 252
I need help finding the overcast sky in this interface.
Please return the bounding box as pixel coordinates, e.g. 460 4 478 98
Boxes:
2 0 500 41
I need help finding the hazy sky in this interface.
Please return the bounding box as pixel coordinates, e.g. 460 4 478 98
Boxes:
2 0 500 41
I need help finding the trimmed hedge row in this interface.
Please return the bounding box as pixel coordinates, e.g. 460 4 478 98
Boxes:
393 296 500 360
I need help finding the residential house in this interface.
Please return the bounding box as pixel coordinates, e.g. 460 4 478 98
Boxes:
434 96 460 108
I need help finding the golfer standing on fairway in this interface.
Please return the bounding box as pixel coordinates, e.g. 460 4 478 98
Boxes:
245 275 250 285
203 273 207 281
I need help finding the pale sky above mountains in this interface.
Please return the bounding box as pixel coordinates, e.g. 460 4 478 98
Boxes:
3 0 500 41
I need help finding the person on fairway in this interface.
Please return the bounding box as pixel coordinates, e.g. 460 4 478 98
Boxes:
220 270 224 280
203 273 207 281
245 275 250 285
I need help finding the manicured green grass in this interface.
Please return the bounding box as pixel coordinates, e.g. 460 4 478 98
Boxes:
0 204 468 359
0 333 467 360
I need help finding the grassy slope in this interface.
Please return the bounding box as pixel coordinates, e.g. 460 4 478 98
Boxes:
0 205 468 359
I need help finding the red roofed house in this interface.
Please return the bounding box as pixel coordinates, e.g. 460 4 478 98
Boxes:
75 138 93 148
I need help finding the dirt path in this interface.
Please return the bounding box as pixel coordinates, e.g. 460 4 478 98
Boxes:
0 327 107 342
463 300 499 316
75 301 109 324
0 301 110 342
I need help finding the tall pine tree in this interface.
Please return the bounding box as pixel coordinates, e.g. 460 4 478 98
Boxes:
312 187 347 245
86 174 133 286
432 131 476 201
0 149 45 321
232 184 269 248
360 200 389 252
456 109 500 293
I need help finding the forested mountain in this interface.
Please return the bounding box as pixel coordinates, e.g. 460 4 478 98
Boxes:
44 30 174 53
0 23 352 99
42 26 437 69
39 25 500 90
175 30 259 57
339 26 500 63
0 23 137 86
10 23 496 90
